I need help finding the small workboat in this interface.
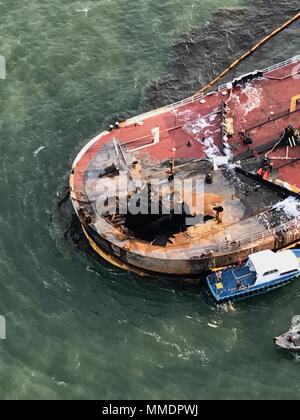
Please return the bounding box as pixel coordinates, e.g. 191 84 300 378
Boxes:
207 249 300 303
274 316 300 353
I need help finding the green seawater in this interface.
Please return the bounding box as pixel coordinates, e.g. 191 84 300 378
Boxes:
0 0 300 400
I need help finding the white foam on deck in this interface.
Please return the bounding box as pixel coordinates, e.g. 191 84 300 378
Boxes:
202 136 233 167
274 196 300 218
178 106 235 167
231 82 263 116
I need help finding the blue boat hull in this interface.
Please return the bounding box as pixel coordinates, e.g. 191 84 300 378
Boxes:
209 276 295 304
207 249 300 304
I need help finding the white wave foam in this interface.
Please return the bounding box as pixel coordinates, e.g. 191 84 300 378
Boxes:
33 146 46 157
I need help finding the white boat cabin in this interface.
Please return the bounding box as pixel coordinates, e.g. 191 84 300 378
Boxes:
246 250 300 286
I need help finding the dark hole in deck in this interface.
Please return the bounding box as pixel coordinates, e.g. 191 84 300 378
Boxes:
124 212 187 247
124 210 215 247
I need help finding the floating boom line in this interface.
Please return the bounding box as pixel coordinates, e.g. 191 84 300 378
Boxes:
194 10 300 96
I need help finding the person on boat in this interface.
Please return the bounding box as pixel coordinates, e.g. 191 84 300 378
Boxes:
236 257 243 267
217 271 222 282
257 167 270 180
236 281 243 290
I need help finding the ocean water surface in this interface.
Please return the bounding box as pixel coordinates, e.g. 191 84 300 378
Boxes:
0 0 300 400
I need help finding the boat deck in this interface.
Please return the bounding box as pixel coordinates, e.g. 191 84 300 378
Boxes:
208 249 300 302
208 266 256 297
72 58 300 196
70 56 300 275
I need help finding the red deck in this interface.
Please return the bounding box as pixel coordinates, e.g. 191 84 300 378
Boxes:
72 57 300 198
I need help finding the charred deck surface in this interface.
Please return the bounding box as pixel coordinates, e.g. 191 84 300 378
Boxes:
70 57 300 274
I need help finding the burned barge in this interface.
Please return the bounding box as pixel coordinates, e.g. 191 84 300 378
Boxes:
70 55 300 276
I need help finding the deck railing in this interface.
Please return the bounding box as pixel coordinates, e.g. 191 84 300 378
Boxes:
198 216 300 256
125 92 204 125
216 55 300 93
261 55 300 75
125 56 300 126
